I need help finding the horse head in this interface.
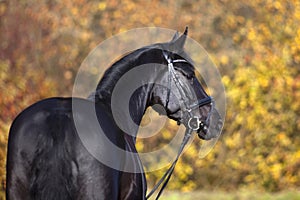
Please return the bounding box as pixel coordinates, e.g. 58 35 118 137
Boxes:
148 28 223 140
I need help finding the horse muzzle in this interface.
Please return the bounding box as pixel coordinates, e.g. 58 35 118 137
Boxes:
195 115 223 140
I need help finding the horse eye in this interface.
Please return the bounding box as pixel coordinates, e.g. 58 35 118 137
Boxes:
189 77 195 84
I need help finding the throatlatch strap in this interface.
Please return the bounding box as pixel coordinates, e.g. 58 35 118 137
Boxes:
146 128 193 199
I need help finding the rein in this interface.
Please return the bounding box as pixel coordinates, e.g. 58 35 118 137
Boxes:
146 53 213 199
146 128 193 200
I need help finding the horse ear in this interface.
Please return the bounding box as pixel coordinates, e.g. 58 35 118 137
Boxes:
170 31 180 42
172 27 188 50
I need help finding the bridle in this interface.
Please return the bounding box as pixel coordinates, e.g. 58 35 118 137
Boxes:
164 51 214 133
146 52 214 199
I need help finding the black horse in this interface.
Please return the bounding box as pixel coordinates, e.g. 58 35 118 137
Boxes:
6 28 222 200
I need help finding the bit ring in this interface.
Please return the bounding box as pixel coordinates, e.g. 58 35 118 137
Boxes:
188 116 203 131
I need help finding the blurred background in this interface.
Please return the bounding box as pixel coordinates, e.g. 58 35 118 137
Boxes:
0 0 299 199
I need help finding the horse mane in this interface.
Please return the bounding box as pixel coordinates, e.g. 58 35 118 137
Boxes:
91 44 161 103
91 41 195 104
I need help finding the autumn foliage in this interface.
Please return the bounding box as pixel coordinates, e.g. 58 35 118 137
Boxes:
0 0 299 198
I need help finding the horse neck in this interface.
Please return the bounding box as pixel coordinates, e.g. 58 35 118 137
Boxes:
93 50 164 140
95 77 153 141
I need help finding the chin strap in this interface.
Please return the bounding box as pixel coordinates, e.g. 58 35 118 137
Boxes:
146 128 193 200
